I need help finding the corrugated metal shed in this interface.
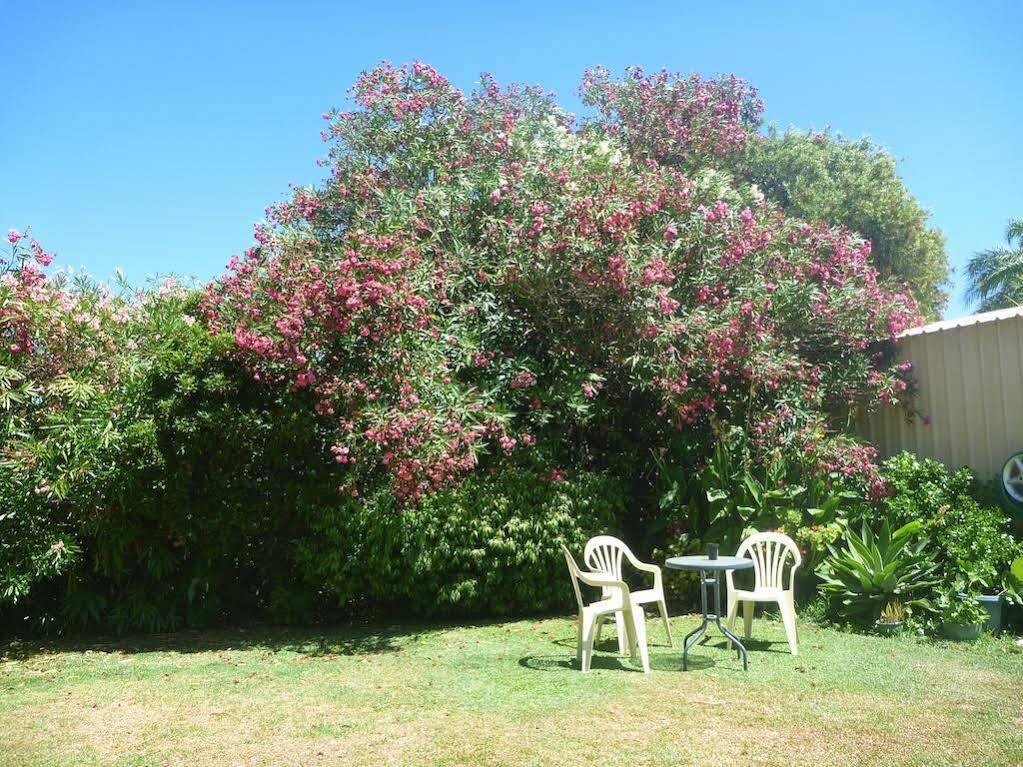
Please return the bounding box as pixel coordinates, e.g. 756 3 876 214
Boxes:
859 306 1023 478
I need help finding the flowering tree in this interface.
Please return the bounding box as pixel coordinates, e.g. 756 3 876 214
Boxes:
204 62 922 506
0 231 130 602
742 128 949 317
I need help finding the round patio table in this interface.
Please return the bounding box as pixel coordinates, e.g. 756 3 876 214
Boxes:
665 555 754 671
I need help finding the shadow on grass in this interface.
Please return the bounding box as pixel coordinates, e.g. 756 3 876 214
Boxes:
0 616 510 662
550 636 673 653
518 654 649 673
522 631 790 674
518 649 749 673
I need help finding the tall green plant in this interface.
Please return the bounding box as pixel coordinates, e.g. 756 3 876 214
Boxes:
817 520 939 622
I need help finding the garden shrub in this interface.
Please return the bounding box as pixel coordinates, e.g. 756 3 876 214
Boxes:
1 232 120 609
397 469 624 616
874 452 1022 591
67 305 341 632
817 519 940 623
814 452 1023 628
297 469 625 618
1 266 347 632
872 452 976 528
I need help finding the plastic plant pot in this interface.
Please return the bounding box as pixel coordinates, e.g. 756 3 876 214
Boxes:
941 621 983 641
977 594 1003 633
875 621 904 636
1000 452 1023 519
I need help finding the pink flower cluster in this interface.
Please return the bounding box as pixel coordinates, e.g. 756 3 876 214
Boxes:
581 66 763 168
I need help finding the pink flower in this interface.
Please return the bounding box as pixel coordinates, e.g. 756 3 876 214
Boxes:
510 370 536 389
7 229 22 244
541 467 566 483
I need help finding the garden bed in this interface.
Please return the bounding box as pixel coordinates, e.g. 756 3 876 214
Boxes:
3 615 1021 766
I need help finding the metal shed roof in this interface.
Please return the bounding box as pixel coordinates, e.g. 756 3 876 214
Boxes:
900 305 1023 338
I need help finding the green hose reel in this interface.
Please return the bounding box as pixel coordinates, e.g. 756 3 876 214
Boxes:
1000 451 1023 518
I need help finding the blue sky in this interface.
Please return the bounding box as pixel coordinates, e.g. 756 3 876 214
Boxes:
2 1 1021 318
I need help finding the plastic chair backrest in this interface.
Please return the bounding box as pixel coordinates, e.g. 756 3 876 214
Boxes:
736 532 802 590
584 535 629 582
561 545 586 611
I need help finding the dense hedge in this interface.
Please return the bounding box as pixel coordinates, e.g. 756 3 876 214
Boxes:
296 469 624 619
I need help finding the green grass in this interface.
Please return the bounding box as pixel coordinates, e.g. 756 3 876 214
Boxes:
2 614 1022 766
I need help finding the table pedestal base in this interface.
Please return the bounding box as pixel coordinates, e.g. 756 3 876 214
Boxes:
682 569 749 671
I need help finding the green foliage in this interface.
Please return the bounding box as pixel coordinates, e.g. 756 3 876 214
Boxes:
743 128 949 317
298 469 624 618
1 284 347 632
817 520 939 622
872 452 976 528
653 425 853 569
401 470 624 616
1003 557 1023 604
874 452 1023 598
965 218 1023 312
936 586 988 627
933 502 1022 594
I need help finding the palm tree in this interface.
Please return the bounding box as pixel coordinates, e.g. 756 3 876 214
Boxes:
966 219 1023 312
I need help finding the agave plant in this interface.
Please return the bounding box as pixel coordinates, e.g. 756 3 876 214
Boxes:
817 520 940 622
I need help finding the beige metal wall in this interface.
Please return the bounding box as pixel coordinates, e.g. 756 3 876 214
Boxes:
859 309 1023 479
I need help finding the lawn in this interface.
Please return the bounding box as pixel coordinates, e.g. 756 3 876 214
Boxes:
2 614 1022 767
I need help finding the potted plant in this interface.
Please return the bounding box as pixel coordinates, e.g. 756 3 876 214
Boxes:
932 500 1022 633
937 584 987 641
987 556 1023 633
944 557 1023 634
876 600 906 635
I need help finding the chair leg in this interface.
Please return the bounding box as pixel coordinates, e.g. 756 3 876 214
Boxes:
725 592 738 649
625 607 650 673
614 610 628 656
742 599 754 640
580 612 597 673
575 612 585 667
658 598 673 646
780 595 799 656
594 616 603 645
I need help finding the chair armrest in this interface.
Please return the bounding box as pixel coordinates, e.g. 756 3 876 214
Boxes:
576 571 629 593
631 560 660 575
725 567 739 589
624 553 664 591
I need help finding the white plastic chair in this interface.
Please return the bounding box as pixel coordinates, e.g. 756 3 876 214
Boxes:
584 535 673 654
725 532 801 655
561 545 650 673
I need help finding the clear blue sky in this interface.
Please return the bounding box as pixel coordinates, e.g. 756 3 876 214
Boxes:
3 1 1021 318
